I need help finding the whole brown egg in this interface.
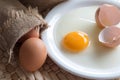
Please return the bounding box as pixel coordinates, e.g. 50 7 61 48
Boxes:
19 38 47 72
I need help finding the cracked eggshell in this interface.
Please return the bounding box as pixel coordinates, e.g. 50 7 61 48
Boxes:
95 4 120 28
99 26 120 47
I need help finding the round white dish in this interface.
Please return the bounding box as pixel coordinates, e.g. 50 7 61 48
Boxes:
42 0 120 79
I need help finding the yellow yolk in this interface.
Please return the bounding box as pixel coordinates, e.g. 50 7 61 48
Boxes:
62 31 89 52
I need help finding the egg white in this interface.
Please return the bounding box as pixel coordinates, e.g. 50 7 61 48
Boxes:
53 6 120 70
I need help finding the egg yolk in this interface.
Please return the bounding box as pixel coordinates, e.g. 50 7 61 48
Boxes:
62 31 89 52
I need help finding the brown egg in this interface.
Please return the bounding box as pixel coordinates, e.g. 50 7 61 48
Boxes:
95 4 120 28
18 26 40 43
19 38 47 72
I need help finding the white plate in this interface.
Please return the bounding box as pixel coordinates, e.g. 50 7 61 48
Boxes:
42 0 120 79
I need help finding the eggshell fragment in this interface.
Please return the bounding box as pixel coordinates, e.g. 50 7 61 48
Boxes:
95 4 120 28
19 38 47 72
99 26 120 47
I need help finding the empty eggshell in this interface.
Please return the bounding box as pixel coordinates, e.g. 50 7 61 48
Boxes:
98 26 120 47
95 4 120 28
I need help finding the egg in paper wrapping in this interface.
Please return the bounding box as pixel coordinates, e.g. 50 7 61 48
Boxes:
18 26 40 43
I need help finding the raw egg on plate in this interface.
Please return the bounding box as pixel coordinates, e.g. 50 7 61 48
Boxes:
62 31 89 52
53 5 120 69
43 2 120 78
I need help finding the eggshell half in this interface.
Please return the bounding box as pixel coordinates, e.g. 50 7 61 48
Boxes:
99 26 120 47
95 4 120 28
